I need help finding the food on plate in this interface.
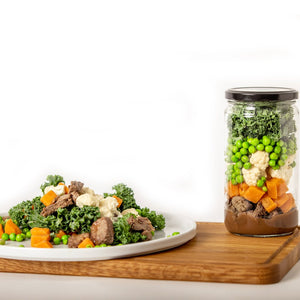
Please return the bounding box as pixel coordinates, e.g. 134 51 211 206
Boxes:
2 175 165 248
225 100 298 235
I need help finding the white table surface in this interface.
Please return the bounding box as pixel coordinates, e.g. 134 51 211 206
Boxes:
0 259 299 299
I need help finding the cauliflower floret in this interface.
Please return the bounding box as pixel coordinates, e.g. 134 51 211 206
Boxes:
242 167 266 186
269 166 293 185
76 193 100 208
250 151 269 171
98 197 122 222
81 187 104 201
44 184 65 197
121 208 139 216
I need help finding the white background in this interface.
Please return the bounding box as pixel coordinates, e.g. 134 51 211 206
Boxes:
1 0 300 223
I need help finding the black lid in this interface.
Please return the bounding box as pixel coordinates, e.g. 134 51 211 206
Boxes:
226 87 298 102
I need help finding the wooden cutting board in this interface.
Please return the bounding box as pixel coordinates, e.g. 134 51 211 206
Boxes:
0 222 299 284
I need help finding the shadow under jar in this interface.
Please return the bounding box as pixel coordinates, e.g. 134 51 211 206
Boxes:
224 87 299 237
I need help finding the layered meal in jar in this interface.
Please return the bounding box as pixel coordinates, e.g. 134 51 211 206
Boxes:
225 101 298 236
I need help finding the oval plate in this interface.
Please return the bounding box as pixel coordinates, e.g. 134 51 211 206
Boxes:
0 212 196 261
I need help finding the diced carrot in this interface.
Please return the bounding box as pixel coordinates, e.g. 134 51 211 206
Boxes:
227 182 239 198
239 183 249 197
266 179 277 199
55 230 66 239
261 195 278 213
4 219 22 235
112 195 123 208
31 227 51 236
40 190 57 207
0 224 3 238
32 240 53 248
31 235 51 247
78 238 95 248
242 186 265 203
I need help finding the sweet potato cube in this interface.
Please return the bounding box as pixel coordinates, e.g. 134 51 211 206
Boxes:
261 195 277 213
239 183 249 197
78 238 95 248
4 219 22 235
280 193 296 213
32 240 53 248
266 179 277 199
271 178 289 197
0 224 3 238
40 190 57 207
227 181 239 198
31 227 51 235
242 186 265 204
274 193 289 207
31 235 51 247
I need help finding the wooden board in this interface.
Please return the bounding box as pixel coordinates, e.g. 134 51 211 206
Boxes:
0 222 300 284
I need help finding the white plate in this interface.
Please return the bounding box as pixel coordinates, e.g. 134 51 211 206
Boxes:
0 212 196 261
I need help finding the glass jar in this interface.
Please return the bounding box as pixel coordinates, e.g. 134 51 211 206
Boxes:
224 87 299 237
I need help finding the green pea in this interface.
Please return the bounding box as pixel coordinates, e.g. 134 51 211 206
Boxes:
228 165 234 171
236 161 243 169
62 239 68 245
281 154 288 161
242 142 249 149
241 155 249 163
22 228 29 234
16 234 23 242
94 245 101 248
269 160 276 167
281 147 287 154
231 178 237 185
0 239 5 245
232 146 238 153
262 136 271 146
252 138 259 146
256 179 264 187
26 231 31 239
235 140 243 148
247 138 253 144
99 244 107 247
278 160 285 167
290 161 296 168
235 152 242 159
261 176 266 182
262 186 268 192
21 233 26 240
231 155 239 163
256 144 264 151
1 233 9 241
240 148 248 155
61 235 69 240
53 237 61 245
86 244 93 248
9 233 16 241
243 162 252 169
19 245 25 247
236 175 243 184
272 165 280 170
274 146 281 154
277 140 284 147
265 145 273 153
248 145 256 154
235 169 242 175
172 232 180 236
270 152 278 160
270 140 276 146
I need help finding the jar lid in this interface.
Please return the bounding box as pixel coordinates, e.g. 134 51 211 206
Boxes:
226 87 298 101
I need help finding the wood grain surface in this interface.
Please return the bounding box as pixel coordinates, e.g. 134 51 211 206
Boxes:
0 222 299 284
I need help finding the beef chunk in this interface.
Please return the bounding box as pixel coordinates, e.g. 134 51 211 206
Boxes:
40 194 74 217
252 202 268 218
68 233 90 248
127 215 155 241
90 217 114 245
69 181 84 194
231 196 253 213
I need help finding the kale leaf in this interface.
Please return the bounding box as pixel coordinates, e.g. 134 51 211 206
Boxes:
104 183 140 211
113 214 147 245
138 207 166 230
40 175 65 194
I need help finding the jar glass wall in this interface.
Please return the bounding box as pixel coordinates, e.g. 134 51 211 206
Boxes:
224 87 299 237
